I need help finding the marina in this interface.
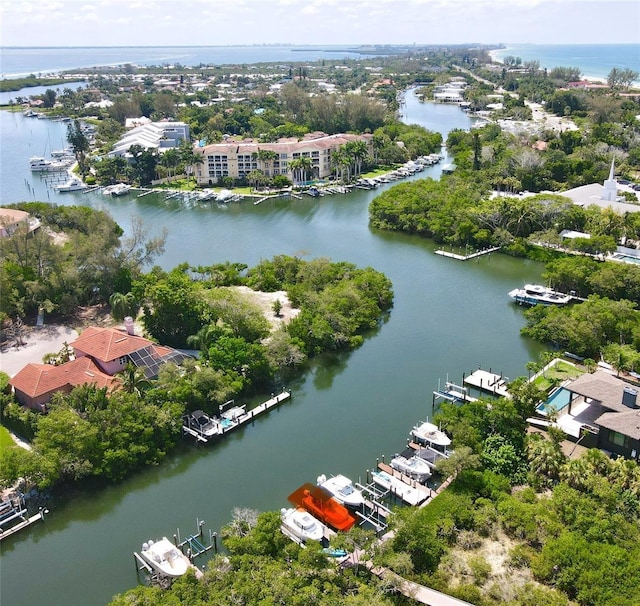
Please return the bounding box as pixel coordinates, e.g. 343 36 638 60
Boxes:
0 90 547 606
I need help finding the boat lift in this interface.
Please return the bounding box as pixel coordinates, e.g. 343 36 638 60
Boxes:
134 518 214 587
175 518 217 560
353 477 391 534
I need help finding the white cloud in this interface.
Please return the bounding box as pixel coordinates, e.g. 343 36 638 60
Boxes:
1 0 638 46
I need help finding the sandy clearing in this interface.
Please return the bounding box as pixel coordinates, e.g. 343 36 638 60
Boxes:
1 325 79 378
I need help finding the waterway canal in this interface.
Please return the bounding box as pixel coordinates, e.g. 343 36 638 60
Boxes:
0 90 546 606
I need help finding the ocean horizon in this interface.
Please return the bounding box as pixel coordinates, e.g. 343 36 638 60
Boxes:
1 44 638 82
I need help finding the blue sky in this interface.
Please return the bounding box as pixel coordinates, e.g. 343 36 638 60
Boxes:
1 0 639 47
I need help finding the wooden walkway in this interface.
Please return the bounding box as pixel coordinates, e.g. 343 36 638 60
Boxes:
434 246 500 261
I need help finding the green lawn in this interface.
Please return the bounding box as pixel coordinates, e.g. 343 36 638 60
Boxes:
0 425 20 453
532 359 584 392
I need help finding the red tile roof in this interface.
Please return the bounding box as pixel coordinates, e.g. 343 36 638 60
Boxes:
9 357 117 398
70 326 158 363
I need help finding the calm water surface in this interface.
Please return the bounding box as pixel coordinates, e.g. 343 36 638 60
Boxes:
0 91 546 606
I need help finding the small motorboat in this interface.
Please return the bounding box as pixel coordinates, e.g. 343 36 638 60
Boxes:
139 537 189 578
410 421 451 448
109 183 132 196
288 483 356 532
280 507 327 543
390 454 432 483
316 474 364 508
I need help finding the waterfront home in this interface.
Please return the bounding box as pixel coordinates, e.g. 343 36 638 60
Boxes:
9 325 192 410
0 208 40 238
194 132 372 185
70 326 192 379
9 357 117 411
539 370 640 461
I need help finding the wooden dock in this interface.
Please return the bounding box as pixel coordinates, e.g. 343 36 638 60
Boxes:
224 390 291 432
463 369 509 397
182 390 291 442
434 246 500 261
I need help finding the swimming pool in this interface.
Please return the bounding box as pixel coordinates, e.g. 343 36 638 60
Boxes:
611 253 640 265
536 387 572 415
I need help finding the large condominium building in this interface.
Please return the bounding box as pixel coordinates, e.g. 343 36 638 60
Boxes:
194 132 372 185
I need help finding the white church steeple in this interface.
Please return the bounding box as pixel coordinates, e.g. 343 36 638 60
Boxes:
602 158 618 202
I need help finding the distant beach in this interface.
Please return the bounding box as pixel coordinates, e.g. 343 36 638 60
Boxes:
489 43 640 83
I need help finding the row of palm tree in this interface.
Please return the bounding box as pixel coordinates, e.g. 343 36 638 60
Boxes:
330 140 369 182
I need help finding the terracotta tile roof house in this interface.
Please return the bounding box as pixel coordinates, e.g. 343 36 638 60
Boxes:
0 208 41 237
9 326 192 411
9 357 117 411
70 326 192 379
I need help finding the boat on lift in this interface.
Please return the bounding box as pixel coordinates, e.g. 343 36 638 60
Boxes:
316 474 364 508
280 507 328 543
54 176 86 192
410 421 451 448
390 454 432 483
139 537 189 578
288 483 356 532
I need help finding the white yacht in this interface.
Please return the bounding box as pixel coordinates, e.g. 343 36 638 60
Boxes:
280 507 327 543
509 284 572 306
410 421 451 448
29 156 68 172
390 454 432 483
139 537 189 578
316 474 364 508
54 176 86 192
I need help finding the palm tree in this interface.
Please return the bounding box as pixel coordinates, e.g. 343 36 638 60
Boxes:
255 149 278 177
346 139 368 177
559 458 591 491
247 169 267 190
179 142 204 184
117 363 151 396
288 157 313 185
527 436 566 485
109 291 138 321
159 148 180 180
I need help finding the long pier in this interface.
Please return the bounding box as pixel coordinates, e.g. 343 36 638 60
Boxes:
434 246 500 261
182 390 291 442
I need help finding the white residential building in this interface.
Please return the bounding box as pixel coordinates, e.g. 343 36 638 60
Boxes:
109 121 190 157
